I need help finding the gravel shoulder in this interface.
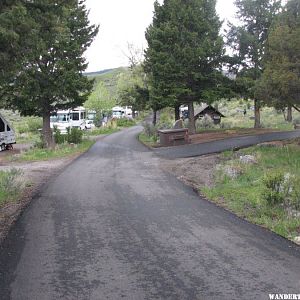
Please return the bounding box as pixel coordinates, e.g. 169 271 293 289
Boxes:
0 155 80 243
160 154 219 190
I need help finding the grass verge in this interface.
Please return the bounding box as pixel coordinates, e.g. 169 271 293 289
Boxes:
138 132 158 148
202 141 300 241
0 168 23 207
13 139 95 162
84 127 120 136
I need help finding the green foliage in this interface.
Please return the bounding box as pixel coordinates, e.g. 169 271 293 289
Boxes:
227 0 282 127
53 126 65 145
87 67 127 99
0 168 23 206
1 1 98 147
205 143 300 238
15 139 94 162
85 81 115 113
116 118 136 127
0 2 32 95
27 118 42 133
66 127 83 144
84 127 120 136
142 122 158 139
116 66 149 113
258 0 300 109
263 172 285 205
144 0 226 131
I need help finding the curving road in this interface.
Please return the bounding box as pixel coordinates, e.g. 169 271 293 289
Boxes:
155 130 300 159
0 126 299 300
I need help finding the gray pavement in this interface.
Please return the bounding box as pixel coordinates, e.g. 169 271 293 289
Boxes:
0 126 299 300
155 129 300 159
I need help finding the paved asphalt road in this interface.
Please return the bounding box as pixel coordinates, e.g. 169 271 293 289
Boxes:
155 130 300 159
0 126 300 300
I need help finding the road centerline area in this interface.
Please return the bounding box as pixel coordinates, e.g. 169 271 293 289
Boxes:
0 127 299 300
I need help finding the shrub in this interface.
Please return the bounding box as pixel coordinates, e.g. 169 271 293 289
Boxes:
17 124 28 134
66 127 83 144
116 118 136 127
288 177 300 210
0 168 23 194
196 115 215 129
143 122 157 137
53 126 65 144
27 118 42 133
220 120 233 129
263 172 285 206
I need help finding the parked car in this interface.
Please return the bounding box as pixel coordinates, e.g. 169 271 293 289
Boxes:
80 120 95 130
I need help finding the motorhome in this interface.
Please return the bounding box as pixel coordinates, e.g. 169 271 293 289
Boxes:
0 112 16 151
50 107 86 134
112 106 133 119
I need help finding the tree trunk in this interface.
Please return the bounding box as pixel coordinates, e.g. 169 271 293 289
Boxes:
283 109 287 121
175 104 180 121
254 99 261 128
152 109 157 126
287 105 292 123
42 113 55 148
188 101 196 134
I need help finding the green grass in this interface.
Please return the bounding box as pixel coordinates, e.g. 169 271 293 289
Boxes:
217 99 297 130
87 67 127 98
14 139 95 162
84 127 120 136
0 169 23 207
203 142 300 240
138 132 158 147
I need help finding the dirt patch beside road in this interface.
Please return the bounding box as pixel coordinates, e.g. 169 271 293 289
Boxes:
160 154 220 190
0 157 74 243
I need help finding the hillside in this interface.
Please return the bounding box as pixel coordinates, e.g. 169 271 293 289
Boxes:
86 67 128 99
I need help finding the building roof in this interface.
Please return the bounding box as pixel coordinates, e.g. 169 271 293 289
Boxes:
194 105 225 119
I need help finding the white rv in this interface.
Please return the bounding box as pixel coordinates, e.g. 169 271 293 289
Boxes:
50 107 86 134
0 113 16 151
112 106 133 119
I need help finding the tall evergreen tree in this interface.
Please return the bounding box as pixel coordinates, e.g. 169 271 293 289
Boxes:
144 0 224 134
3 0 98 147
0 1 32 101
227 0 282 128
257 0 300 119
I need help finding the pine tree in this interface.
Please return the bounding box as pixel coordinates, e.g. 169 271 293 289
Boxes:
257 0 300 118
3 0 98 147
144 0 224 134
227 0 282 128
0 1 31 101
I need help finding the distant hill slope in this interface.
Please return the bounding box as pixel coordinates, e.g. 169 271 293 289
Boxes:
86 67 128 99
84 69 114 77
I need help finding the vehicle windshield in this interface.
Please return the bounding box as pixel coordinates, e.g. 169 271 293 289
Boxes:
54 113 69 122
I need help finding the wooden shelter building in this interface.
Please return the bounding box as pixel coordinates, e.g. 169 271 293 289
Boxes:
194 105 225 125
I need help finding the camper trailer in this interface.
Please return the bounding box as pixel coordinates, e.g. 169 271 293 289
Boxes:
0 113 16 151
50 107 86 134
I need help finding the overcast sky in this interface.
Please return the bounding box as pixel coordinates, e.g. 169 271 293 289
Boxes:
85 0 237 72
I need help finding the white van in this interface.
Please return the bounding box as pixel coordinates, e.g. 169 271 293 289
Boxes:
0 112 16 151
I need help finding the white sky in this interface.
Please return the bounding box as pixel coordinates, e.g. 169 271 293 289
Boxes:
85 0 237 72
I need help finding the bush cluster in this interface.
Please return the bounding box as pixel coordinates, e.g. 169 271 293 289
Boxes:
116 118 136 127
53 127 83 145
263 171 300 209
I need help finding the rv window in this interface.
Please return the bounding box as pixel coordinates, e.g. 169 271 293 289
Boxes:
7 125 11 131
71 113 79 121
80 112 85 119
0 119 5 132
